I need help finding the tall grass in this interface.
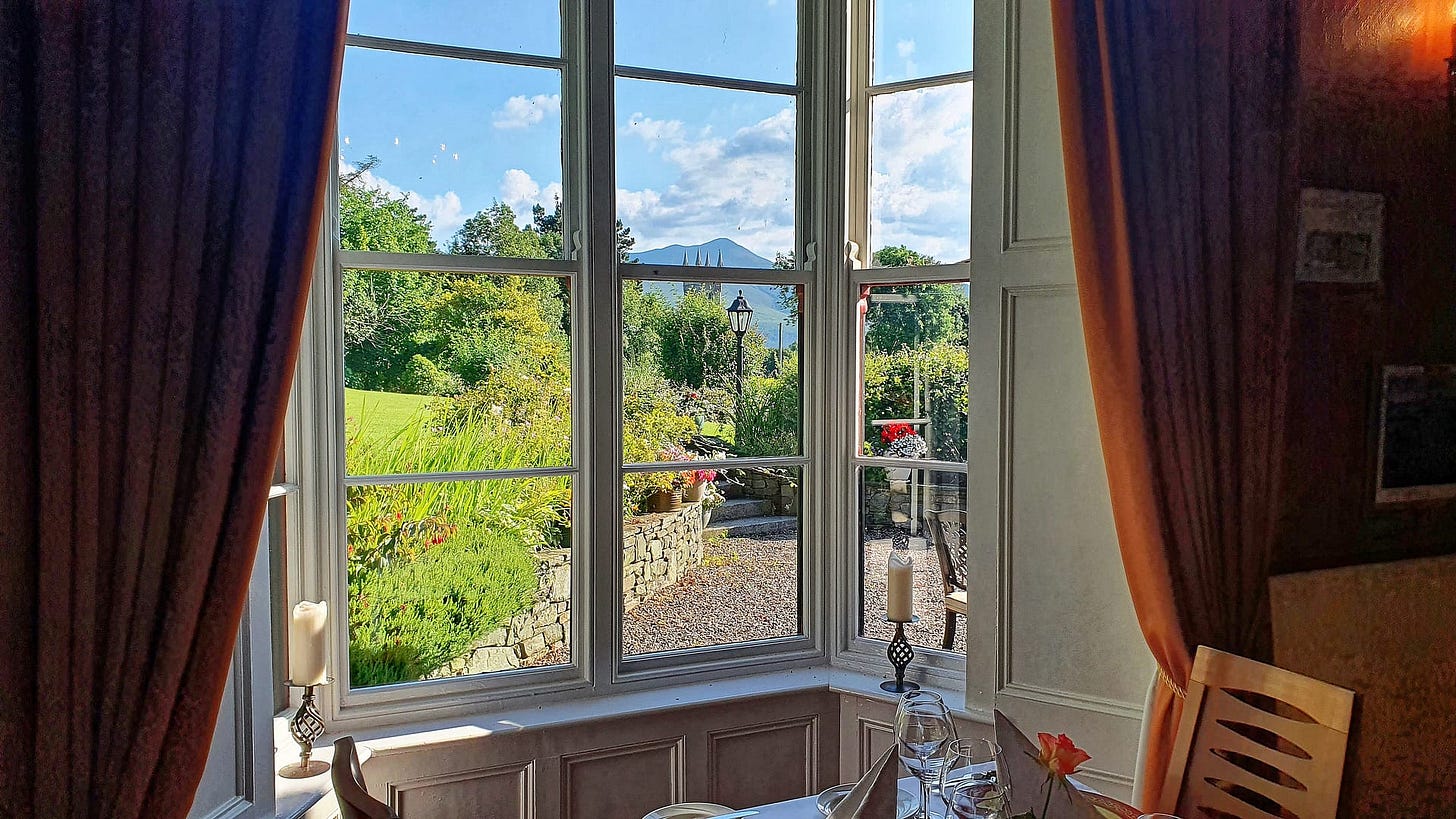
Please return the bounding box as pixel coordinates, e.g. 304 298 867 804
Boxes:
345 396 571 687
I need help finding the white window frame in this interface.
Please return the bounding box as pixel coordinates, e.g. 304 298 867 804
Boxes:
831 0 972 688
283 0 849 731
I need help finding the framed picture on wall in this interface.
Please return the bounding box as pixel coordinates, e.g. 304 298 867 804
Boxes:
1295 188 1385 284
1376 365 1456 504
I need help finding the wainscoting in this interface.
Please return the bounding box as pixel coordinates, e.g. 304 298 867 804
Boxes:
359 690 841 819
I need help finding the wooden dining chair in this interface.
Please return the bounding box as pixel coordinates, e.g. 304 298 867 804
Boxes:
1160 646 1355 819
923 508 967 650
333 736 400 819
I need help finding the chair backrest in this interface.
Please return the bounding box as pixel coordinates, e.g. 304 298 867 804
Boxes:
333 736 400 819
1270 555 1456 817
1160 646 1354 819
923 508 967 593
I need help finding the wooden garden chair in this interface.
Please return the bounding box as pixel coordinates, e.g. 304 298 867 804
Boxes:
923 508 967 650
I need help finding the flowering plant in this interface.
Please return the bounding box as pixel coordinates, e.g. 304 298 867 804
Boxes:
687 467 718 486
1011 733 1091 819
880 422 916 443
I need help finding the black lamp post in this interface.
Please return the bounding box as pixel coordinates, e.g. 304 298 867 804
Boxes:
726 290 753 395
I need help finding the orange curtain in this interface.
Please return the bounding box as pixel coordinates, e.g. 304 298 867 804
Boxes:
0 1 347 815
1048 2 1298 809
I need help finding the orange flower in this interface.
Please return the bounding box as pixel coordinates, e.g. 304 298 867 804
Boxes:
1035 733 1091 777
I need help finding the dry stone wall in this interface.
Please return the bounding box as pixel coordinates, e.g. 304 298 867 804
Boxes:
432 505 703 677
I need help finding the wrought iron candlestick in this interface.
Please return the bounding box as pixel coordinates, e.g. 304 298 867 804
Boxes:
880 615 921 694
278 678 332 779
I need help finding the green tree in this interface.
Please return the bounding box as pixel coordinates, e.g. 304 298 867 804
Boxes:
339 157 446 391
449 202 549 258
872 245 938 268
653 291 769 390
865 282 968 354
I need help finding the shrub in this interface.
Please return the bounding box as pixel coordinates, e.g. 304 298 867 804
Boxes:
349 526 539 687
732 354 800 457
863 341 967 461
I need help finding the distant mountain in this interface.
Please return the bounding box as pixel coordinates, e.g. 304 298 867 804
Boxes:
629 238 798 350
628 237 775 269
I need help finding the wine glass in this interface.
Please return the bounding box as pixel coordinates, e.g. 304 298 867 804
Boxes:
946 779 1008 819
896 692 956 819
938 738 1008 803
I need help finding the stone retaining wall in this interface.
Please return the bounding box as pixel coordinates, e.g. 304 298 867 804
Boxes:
865 470 964 527
622 503 704 612
432 504 704 677
739 470 799 515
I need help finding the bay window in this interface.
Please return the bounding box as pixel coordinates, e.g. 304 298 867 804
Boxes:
283 0 977 726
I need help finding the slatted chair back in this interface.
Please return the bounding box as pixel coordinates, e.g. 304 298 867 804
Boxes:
923 508 967 594
334 736 400 819
1161 646 1354 819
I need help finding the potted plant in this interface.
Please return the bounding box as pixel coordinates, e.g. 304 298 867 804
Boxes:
644 443 694 512
683 465 717 503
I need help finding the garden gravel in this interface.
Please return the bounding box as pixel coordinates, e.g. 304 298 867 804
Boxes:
531 525 967 665
622 526 800 656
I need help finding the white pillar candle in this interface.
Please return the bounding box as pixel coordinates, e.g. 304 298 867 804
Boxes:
887 551 914 622
288 600 329 686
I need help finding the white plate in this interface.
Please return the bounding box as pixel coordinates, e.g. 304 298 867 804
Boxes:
642 803 737 819
815 785 917 818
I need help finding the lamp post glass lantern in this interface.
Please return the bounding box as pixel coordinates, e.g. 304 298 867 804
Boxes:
727 290 753 394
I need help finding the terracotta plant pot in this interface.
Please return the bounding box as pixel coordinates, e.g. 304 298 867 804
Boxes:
646 488 683 513
683 482 707 503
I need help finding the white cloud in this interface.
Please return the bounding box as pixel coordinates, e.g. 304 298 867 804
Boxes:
614 107 797 259
492 93 562 130
867 83 973 262
499 169 564 225
896 39 916 58
620 113 685 148
339 157 466 240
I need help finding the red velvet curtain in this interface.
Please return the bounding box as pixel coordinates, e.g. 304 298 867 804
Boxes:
0 2 347 816
1049 2 1298 809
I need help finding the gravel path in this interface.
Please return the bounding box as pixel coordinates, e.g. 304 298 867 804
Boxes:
622 526 800 655
861 533 967 655
531 524 965 664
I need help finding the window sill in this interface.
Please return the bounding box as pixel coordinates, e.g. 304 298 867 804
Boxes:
271 664 975 818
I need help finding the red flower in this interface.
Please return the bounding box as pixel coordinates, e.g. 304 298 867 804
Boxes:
880 422 915 443
1035 733 1091 777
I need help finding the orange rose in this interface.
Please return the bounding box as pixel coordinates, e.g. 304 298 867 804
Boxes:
1035 732 1091 777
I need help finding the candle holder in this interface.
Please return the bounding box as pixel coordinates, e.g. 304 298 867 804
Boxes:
880 616 921 694
278 678 332 779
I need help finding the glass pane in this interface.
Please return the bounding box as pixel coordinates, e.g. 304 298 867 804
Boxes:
343 270 571 474
347 0 560 57
622 466 801 656
858 467 967 654
861 283 969 462
339 47 564 257
870 83 972 265
621 280 801 463
348 476 572 688
616 0 795 83
616 79 796 265
872 0 973 84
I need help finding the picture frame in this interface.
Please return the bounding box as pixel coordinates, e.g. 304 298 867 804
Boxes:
1375 364 1456 504
1295 188 1385 284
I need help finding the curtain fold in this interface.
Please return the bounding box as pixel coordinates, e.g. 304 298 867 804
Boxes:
1048 1 1298 809
0 2 348 816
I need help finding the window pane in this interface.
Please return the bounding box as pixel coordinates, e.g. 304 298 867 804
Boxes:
858 467 966 654
348 477 572 688
339 47 564 257
873 0 973 84
343 270 571 475
347 0 560 58
621 279 801 463
616 79 795 265
870 83 972 265
861 283 968 462
616 0 795 83
623 466 801 656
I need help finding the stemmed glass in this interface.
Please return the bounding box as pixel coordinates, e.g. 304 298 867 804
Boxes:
896 691 957 819
946 779 1009 819
938 739 1008 803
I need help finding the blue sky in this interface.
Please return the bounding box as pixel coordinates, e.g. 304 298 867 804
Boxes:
338 1 972 262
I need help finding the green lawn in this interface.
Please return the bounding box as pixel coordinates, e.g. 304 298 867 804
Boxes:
346 388 432 443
